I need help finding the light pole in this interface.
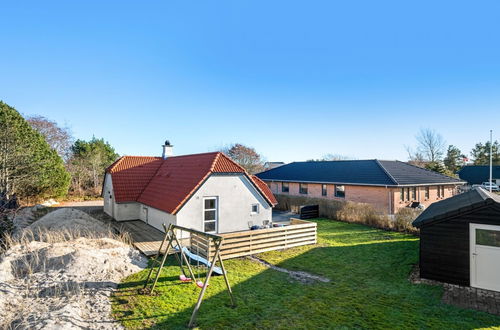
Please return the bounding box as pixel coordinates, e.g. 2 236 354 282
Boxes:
489 129 493 193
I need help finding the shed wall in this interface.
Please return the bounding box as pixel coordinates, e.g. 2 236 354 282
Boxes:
419 205 500 285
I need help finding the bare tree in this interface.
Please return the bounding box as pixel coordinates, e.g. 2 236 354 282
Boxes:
415 128 446 162
220 143 265 174
405 146 428 167
27 115 73 160
321 154 351 161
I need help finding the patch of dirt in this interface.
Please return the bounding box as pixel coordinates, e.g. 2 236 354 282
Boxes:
0 208 147 329
248 256 330 284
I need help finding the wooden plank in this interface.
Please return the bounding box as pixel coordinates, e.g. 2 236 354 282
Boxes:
217 229 316 246
214 236 316 256
219 240 317 260
216 231 317 250
219 222 316 239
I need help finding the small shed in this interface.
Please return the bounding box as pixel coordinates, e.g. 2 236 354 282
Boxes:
413 188 500 291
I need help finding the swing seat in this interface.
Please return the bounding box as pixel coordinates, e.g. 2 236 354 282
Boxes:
196 280 208 288
179 274 192 282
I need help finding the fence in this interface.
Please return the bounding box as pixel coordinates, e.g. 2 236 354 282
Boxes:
190 218 317 260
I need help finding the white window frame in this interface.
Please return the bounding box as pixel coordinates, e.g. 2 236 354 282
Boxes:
251 203 260 214
202 197 218 233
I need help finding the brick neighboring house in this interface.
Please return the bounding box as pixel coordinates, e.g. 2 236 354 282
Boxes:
256 160 465 214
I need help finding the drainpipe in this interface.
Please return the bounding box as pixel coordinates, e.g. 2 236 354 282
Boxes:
386 185 392 215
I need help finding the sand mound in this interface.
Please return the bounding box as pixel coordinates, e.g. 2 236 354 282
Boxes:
0 208 147 329
28 208 112 234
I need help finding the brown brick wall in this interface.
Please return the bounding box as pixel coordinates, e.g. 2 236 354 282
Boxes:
267 180 459 214
392 185 456 213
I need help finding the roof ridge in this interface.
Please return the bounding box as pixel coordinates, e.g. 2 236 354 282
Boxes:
210 152 222 171
106 156 126 173
169 151 220 159
375 159 399 185
399 160 461 181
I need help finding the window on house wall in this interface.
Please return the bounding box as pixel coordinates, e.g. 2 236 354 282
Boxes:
437 185 445 198
406 187 410 201
335 185 345 198
411 187 417 200
203 197 218 233
425 186 430 199
299 183 308 194
251 204 259 214
282 182 289 193
322 184 327 196
400 188 404 201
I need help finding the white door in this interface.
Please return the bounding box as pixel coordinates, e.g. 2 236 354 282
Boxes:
470 223 500 291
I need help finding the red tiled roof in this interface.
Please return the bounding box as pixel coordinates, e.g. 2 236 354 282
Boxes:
251 175 278 205
106 156 163 202
106 152 276 214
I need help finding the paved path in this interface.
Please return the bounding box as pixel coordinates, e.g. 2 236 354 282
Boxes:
272 210 298 223
442 284 500 316
412 267 500 316
58 200 104 207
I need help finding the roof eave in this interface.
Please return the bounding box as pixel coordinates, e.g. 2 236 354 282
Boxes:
258 178 465 187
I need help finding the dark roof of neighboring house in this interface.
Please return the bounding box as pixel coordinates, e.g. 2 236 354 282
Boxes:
256 160 465 187
412 188 500 228
106 152 277 214
458 165 500 185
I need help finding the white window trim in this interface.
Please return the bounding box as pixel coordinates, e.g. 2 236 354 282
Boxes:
251 203 260 214
202 197 218 233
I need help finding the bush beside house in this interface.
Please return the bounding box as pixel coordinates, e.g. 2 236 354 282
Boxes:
276 194 420 233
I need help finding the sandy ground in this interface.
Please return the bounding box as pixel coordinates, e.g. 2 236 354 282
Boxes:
0 208 147 329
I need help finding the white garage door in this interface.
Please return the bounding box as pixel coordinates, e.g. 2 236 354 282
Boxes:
470 223 500 291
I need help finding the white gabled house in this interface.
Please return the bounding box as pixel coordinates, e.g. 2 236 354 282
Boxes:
102 142 277 234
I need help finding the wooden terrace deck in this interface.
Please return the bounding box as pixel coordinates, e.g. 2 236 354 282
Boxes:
112 220 167 256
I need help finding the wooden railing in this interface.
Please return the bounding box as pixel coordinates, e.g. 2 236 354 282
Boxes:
190 218 317 260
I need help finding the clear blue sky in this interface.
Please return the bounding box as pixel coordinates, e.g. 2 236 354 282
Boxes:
1 1 499 163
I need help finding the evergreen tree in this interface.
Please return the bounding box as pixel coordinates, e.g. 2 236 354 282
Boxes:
0 101 70 199
470 141 500 165
425 161 447 175
443 145 466 173
68 137 119 194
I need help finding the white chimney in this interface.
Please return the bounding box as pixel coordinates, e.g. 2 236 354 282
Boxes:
162 140 173 159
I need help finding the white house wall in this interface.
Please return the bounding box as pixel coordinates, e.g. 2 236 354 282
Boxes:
139 204 177 232
114 203 141 221
103 173 141 221
103 173 113 216
177 174 272 233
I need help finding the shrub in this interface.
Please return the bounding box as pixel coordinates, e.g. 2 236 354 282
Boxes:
336 201 391 230
393 208 421 233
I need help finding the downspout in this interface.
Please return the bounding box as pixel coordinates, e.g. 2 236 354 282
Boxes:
386 185 392 215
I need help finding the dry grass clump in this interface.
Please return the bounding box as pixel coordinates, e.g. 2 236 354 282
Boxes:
1 227 131 253
0 227 140 329
336 202 391 230
393 208 421 233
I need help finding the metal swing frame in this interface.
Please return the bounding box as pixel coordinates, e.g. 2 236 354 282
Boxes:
143 223 236 328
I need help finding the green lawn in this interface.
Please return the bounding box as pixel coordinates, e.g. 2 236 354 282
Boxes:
111 219 500 329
